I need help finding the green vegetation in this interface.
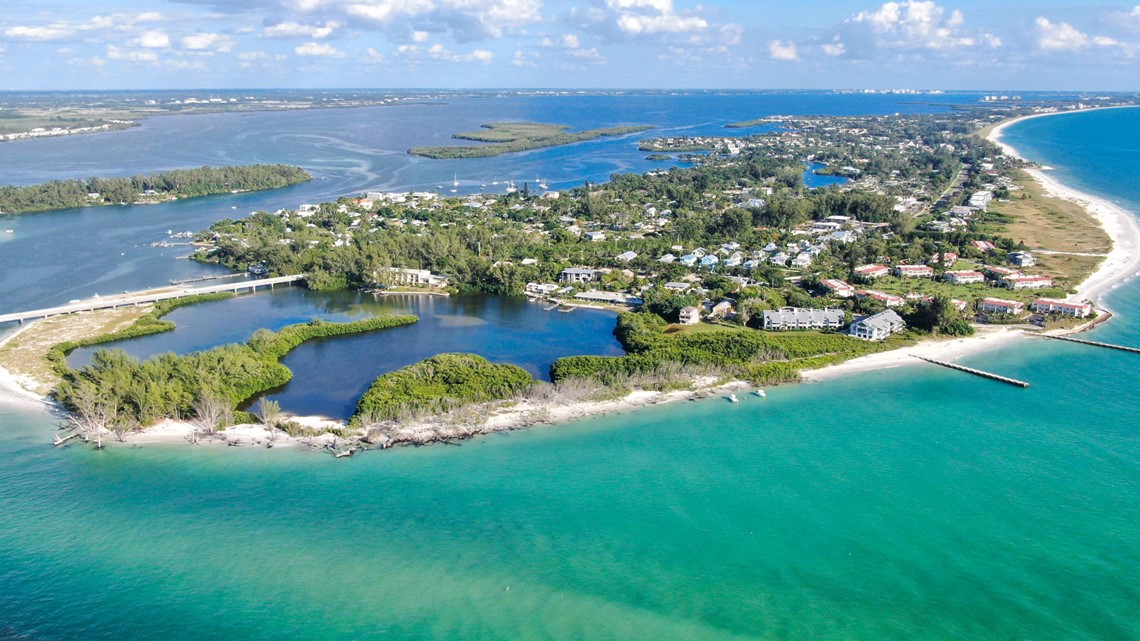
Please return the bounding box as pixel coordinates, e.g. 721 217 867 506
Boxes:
53 315 418 435
408 122 652 159
725 118 773 129
551 312 913 387
352 353 535 423
0 164 311 215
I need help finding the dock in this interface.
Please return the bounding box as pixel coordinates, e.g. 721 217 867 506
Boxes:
169 273 250 286
911 355 1030 388
0 274 306 325
1035 334 1140 354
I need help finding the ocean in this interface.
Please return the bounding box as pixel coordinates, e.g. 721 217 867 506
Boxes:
0 95 1137 640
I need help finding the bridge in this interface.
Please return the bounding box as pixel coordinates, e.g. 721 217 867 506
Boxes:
0 274 305 325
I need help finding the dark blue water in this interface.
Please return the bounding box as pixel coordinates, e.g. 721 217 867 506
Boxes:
803 160 850 188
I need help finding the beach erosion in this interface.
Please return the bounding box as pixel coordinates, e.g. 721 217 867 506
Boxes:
3 108 1140 447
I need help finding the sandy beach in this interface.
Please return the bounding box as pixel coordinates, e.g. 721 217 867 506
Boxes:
3 107 1140 449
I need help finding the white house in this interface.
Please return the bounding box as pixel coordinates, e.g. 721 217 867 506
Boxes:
978 297 1025 315
943 270 985 285
895 264 934 278
1009 251 1037 267
1031 298 1093 318
559 268 603 284
854 264 890 280
584 231 607 242
678 306 701 325
850 310 906 341
820 278 855 298
762 307 845 331
616 251 638 263
1002 275 1053 290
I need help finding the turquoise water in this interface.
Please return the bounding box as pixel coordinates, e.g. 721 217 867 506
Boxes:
0 103 1138 640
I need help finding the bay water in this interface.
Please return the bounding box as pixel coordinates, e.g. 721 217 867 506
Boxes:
0 96 1137 640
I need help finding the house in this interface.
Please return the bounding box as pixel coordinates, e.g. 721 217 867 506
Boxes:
856 289 905 307
699 255 720 267
972 240 997 252
928 252 958 265
762 307 845 331
1002 274 1053 290
791 252 814 269
574 290 643 306
663 282 690 294
950 299 970 312
943 270 985 284
707 300 735 317
658 253 676 263
584 231 607 242
379 268 448 289
525 282 559 296
559 268 603 284
679 254 698 266
769 252 790 266
615 251 638 263
829 230 858 244
853 264 890 280
849 310 906 341
678 306 701 325
978 297 1024 315
1031 298 1093 318
895 264 934 279
968 191 993 210
984 265 1021 279
1009 251 1037 267
820 278 855 298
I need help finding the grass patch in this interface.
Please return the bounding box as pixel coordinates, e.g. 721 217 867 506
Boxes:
989 170 1112 254
409 122 653 159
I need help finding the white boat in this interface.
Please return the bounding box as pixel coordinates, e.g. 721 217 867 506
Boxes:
728 394 739 403
453 173 459 187
505 180 517 194
538 177 549 189
4 229 13 234
754 389 766 397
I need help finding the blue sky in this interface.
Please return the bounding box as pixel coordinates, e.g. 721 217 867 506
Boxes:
1 0 1138 90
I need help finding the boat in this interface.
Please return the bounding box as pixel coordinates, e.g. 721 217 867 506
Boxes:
453 173 459 187
754 389 766 397
505 180 517 194
728 393 739 403
538 177 548 189
4 229 13 234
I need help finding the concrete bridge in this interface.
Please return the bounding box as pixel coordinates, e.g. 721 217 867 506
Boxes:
0 274 305 325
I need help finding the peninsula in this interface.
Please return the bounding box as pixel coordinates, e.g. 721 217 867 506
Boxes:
0 164 311 215
408 122 652 158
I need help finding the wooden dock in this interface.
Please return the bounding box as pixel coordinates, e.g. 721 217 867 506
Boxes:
1036 334 1140 354
0 274 305 325
911 355 1030 388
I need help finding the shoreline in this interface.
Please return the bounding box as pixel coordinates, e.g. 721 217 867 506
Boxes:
5 108 1140 451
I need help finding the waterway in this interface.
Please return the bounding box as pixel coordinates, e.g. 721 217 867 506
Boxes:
0 94 1137 640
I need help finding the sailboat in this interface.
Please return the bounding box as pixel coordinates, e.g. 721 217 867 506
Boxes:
505 180 517 194
538 176 549 190
450 173 459 193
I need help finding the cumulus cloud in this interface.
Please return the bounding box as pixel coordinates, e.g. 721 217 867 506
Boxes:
848 1 998 51
538 32 605 66
573 0 710 39
134 30 172 48
768 39 798 61
396 42 493 62
106 45 159 62
294 41 345 57
1105 6 1140 35
263 21 340 39
512 49 538 66
1035 17 1118 52
4 25 75 41
181 32 234 51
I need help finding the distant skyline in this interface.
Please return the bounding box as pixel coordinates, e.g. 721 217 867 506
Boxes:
2 1 1139 91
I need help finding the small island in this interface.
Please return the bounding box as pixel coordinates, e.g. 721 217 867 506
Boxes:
408 122 652 159
0 164 311 215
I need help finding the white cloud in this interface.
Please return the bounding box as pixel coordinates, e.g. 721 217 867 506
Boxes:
1035 17 1118 52
181 32 234 52
849 1 996 50
396 43 493 63
285 0 541 41
768 39 798 61
294 41 345 57
263 21 340 39
1105 6 1140 35
4 25 74 41
365 47 386 62
604 0 708 35
412 30 429 42
238 50 288 68
106 45 159 62
134 30 172 48
512 49 538 66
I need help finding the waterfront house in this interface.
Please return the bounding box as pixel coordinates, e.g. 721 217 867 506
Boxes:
379 267 448 289
574 290 643 307
559 267 603 284
762 307 845 331
1031 298 1093 318
1009 251 1037 267
1001 274 1053 290
853 264 890 280
820 278 855 298
679 306 701 325
525 282 559 296
978 297 1025 315
895 264 934 279
856 289 905 307
943 270 985 285
849 310 906 341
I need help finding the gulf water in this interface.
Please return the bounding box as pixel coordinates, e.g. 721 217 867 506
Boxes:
1 96 1138 639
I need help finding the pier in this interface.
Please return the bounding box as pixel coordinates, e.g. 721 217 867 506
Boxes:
911 355 1030 388
1035 334 1140 354
0 274 305 325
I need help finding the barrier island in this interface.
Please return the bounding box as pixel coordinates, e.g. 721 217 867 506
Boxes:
408 122 652 159
0 164 311 215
